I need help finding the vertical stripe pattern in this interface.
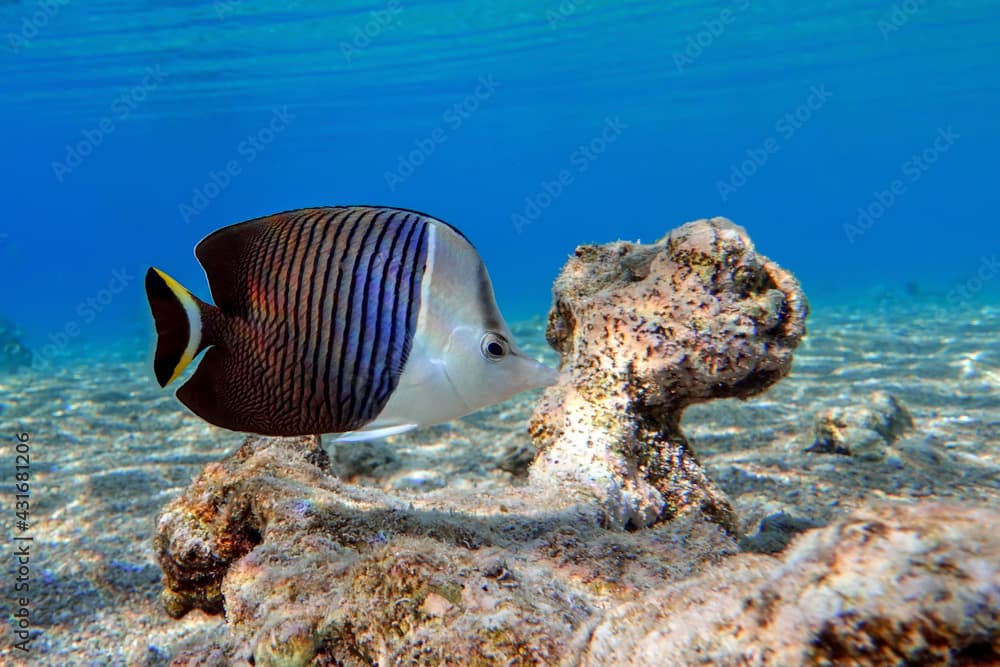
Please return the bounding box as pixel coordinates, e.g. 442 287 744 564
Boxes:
234 206 429 434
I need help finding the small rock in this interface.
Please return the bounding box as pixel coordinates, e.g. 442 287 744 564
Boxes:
330 438 397 478
807 391 915 461
739 511 821 554
497 440 535 475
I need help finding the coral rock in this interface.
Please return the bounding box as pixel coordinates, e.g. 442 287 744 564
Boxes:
576 502 1000 666
807 390 915 461
155 435 735 664
529 218 808 532
156 442 1000 666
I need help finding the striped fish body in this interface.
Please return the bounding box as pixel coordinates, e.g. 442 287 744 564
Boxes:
145 206 557 437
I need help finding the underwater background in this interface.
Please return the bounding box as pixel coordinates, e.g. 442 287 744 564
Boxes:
1 0 998 363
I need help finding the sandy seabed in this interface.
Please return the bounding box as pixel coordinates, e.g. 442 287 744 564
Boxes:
0 300 998 666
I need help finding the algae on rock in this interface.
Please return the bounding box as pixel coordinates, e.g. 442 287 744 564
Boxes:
529 217 808 532
156 435 999 665
158 435 735 666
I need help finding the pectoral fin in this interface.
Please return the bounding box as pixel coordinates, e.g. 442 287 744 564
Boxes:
334 423 418 442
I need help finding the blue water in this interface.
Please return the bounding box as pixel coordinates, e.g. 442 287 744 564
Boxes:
2 0 998 365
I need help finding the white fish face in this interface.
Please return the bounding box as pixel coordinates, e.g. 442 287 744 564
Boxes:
424 221 557 417
366 320 557 432
366 323 467 429
371 219 558 429
440 323 558 415
364 218 559 432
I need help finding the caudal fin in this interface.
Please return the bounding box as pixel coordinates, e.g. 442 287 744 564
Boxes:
145 267 221 387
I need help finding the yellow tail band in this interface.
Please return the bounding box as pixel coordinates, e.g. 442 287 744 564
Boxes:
150 268 203 386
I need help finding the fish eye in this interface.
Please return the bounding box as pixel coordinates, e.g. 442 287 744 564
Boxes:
480 332 509 361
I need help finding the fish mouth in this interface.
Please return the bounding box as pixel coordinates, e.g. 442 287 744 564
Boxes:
515 352 560 390
536 360 560 387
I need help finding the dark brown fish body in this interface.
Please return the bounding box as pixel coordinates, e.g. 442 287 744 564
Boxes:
145 206 556 437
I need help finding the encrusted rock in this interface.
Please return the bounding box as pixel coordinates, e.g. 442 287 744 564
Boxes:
156 443 999 665
576 502 1000 666
807 391 915 461
155 435 735 664
529 218 808 532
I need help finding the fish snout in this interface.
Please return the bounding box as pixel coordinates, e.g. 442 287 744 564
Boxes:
516 353 559 390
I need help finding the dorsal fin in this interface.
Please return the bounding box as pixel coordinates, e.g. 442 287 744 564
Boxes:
194 215 277 314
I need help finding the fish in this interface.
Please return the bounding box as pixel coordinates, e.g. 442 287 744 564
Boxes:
144 205 558 439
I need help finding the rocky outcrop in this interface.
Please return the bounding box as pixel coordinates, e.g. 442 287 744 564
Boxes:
529 218 808 532
157 435 736 666
155 438 999 665
575 502 1000 667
